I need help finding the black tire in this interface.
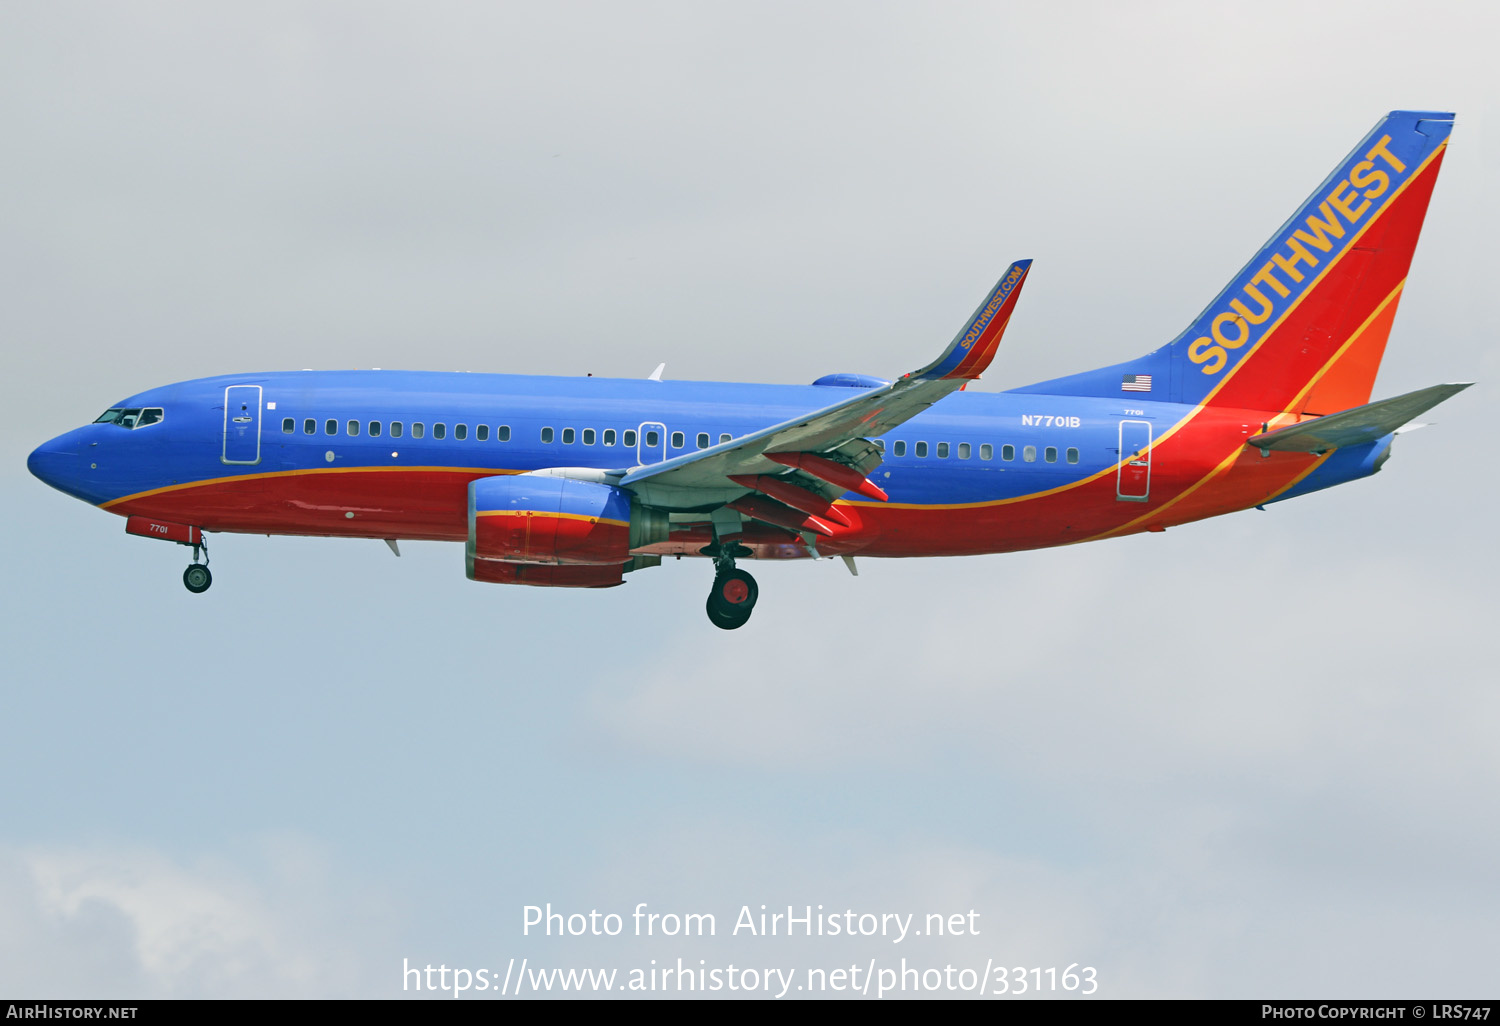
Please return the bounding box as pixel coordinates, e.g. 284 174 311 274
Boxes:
183 564 212 594
705 596 751 630
707 568 758 616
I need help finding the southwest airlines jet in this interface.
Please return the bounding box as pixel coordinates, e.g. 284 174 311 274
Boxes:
28 112 1470 629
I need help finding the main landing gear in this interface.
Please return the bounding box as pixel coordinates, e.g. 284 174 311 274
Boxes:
702 542 757 630
182 537 212 594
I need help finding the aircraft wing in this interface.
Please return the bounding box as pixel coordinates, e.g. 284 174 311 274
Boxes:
618 260 1031 515
1246 382 1472 453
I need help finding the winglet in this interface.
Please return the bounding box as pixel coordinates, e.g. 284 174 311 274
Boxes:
912 260 1032 381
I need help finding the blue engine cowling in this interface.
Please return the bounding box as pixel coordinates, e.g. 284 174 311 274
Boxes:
812 373 891 389
466 475 669 580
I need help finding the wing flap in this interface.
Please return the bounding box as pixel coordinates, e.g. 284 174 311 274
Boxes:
729 474 854 526
728 495 838 537
764 451 888 501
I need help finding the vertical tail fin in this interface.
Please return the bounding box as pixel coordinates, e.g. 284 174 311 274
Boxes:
1012 111 1453 413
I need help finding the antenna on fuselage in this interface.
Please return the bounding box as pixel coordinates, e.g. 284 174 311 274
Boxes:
648 363 666 382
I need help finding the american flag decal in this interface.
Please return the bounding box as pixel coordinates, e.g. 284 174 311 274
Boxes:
1121 374 1152 392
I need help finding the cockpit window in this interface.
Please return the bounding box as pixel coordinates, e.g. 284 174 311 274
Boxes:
94 407 163 429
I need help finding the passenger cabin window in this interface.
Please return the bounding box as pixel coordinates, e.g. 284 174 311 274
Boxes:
582 428 595 445
671 431 685 448
937 442 949 458
325 419 337 435
303 418 316 435
958 442 971 459
498 425 511 442
720 433 732 444
1002 444 1015 461
541 427 554 443
915 441 929 458
1067 447 1080 464
433 423 446 440
412 423 425 439
893 441 907 457
347 420 360 436
476 425 488 441
645 430 660 447
624 429 637 447
873 439 885 452
697 432 709 449
1045 446 1058 463
282 418 294 433
369 421 382 437
455 424 467 440
391 422 404 438
603 429 616 446
1023 445 1037 462
562 428 575 444
980 443 993 460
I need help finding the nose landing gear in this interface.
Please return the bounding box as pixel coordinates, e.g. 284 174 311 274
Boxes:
182 537 212 594
702 542 757 630
183 563 212 593
123 516 214 593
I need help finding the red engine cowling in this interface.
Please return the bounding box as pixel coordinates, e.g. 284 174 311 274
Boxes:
466 475 668 585
470 561 625 589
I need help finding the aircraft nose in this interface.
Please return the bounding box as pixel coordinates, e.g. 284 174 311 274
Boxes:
28 438 80 493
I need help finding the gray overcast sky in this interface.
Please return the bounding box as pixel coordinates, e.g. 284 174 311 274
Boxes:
2 0 1497 999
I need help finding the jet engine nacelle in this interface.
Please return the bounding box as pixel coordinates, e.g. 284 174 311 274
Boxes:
470 560 625 589
466 474 668 580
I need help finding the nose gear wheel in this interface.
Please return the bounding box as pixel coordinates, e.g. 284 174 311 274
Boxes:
182 535 212 594
183 564 212 593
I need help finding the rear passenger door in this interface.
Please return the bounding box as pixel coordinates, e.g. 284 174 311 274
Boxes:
1116 419 1151 501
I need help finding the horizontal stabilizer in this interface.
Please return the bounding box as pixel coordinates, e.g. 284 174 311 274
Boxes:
1246 382 1471 453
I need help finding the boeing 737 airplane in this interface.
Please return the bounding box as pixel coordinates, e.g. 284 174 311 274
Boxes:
29 111 1470 628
